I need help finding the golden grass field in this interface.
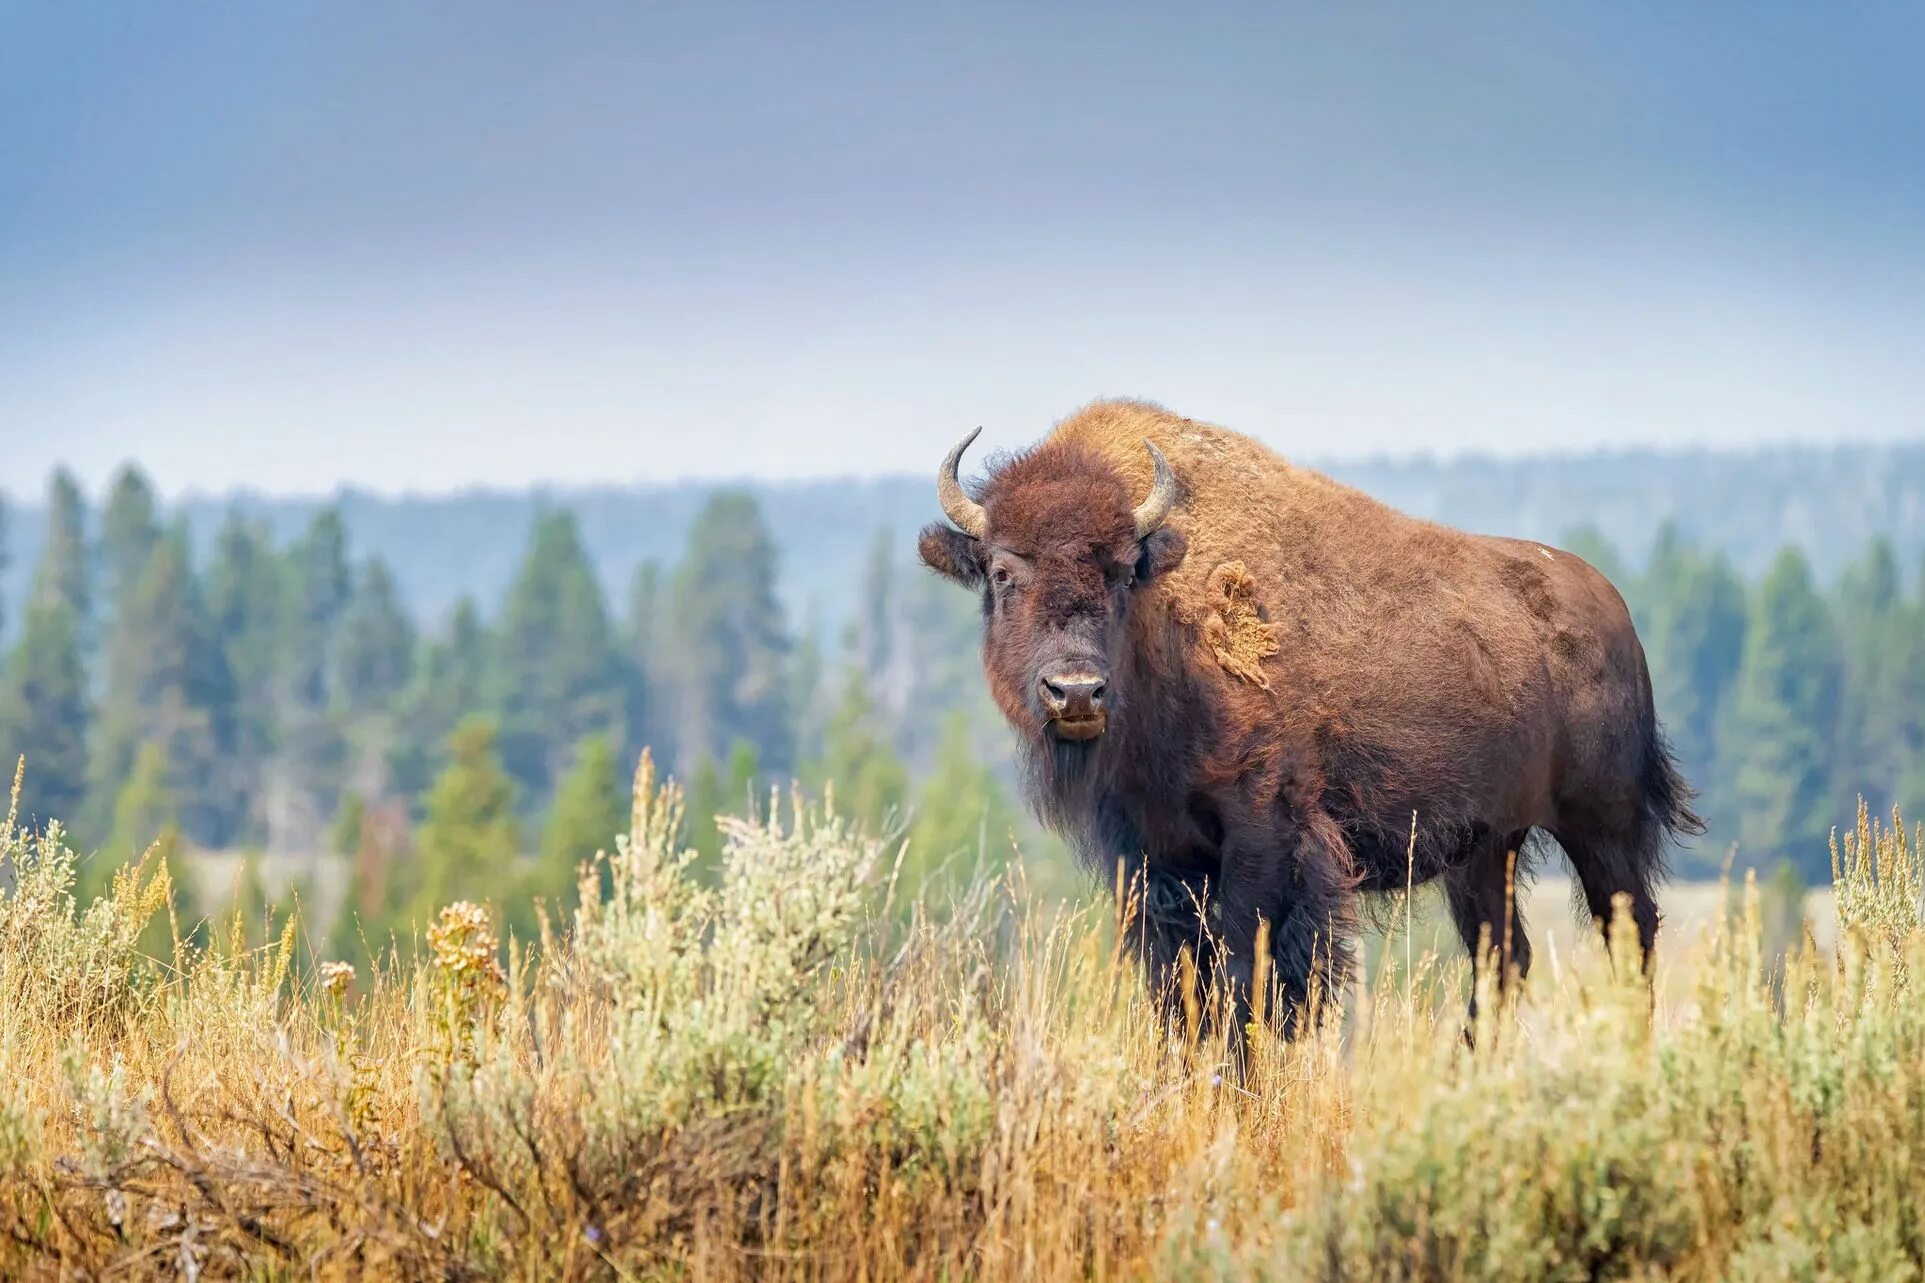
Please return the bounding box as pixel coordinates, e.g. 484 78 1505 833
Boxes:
2 756 1922 1281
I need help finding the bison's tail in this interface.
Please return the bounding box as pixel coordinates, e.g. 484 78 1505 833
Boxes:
1644 730 1707 842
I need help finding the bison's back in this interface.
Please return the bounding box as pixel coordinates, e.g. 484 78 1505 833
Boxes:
1052 399 1652 824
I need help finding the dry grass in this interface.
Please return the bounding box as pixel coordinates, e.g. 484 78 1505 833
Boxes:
2 756 1923 1281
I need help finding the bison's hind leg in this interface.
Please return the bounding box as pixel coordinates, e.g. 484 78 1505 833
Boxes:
1552 807 1664 976
1442 829 1534 1017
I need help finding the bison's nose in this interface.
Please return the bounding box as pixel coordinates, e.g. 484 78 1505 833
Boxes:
1039 672 1106 720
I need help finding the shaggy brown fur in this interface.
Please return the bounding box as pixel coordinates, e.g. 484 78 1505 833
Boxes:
920 399 1702 1027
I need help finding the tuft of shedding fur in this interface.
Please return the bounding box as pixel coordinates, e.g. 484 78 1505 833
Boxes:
922 397 1699 1029
1192 561 1279 688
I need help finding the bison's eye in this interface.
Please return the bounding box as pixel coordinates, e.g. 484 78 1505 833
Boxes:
990 565 1012 591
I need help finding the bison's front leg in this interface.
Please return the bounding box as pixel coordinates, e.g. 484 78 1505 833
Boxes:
1219 806 1359 1035
1118 856 1217 1023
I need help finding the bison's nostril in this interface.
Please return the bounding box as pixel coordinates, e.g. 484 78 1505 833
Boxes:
1040 672 1106 715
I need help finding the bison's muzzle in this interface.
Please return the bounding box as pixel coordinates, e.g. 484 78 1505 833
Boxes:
1039 668 1108 741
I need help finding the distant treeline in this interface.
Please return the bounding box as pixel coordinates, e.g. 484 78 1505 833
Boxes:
0 457 1919 935
0 465 1022 959
4 439 1921 645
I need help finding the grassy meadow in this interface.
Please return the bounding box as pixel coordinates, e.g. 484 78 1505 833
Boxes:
2 753 1923 1281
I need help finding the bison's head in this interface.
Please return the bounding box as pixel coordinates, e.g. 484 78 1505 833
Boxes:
918 429 1187 746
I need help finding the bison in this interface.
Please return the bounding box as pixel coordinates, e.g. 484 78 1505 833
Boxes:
918 399 1701 1025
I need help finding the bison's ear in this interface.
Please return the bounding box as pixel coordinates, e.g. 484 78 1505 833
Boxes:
1137 526 1188 583
919 523 985 588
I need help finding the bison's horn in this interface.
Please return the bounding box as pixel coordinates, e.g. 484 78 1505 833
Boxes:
937 427 988 539
1132 441 1177 538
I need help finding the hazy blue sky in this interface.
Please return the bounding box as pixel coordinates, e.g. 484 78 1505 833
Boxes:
3 3 1922 497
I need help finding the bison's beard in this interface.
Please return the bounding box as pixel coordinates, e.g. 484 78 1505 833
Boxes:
1019 728 1108 849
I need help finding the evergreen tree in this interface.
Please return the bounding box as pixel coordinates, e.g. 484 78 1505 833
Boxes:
853 529 895 683
1834 538 1911 812
98 465 161 608
1721 549 1842 878
86 522 228 846
5 471 96 827
37 468 91 624
412 716 521 921
280 507 353 708
1640 526 1747 839
266 508 353 849
685 738 762 873
331 791 367 857
0 596 90 828
332 557 416 803
389 597 490 807
490 511 626 809
334 558 416 714
663 493 793 777
85 740 181 907
203 513 286 844
623 559 664 758
1898 580 1925 813
907 711 1019 893
788 612 827 767
807 672 909 836
536 733 626 911
896 562 993 767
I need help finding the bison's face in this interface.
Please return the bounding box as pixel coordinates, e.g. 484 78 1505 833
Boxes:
918 431 1187 746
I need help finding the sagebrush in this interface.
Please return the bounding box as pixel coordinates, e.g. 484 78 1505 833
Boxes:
2 755 1922 1280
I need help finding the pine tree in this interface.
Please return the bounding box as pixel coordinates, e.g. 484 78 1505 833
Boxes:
203 513 286 844
412 716 521 922
332 557 417 804
86 471 165 836
331 791 367 857
896 560 993 767
37 468 91 625
3 471 96 827
0 596 90 829
685 738 762 874
624 559 664 758
807 671 909 836
389 597 490 807
87 740 180 903
663 493 793 778
853 529 895 683
1640 528 1747 843
490 511 626 810
536 733 626 911
334 558 416 714
266 508 353 850
98 465 162 609
1897 577 1925 813
907 711 1018 894
1834 538 1910 812
1721 549 1842 878
789 613 827 767
86 522 228 847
